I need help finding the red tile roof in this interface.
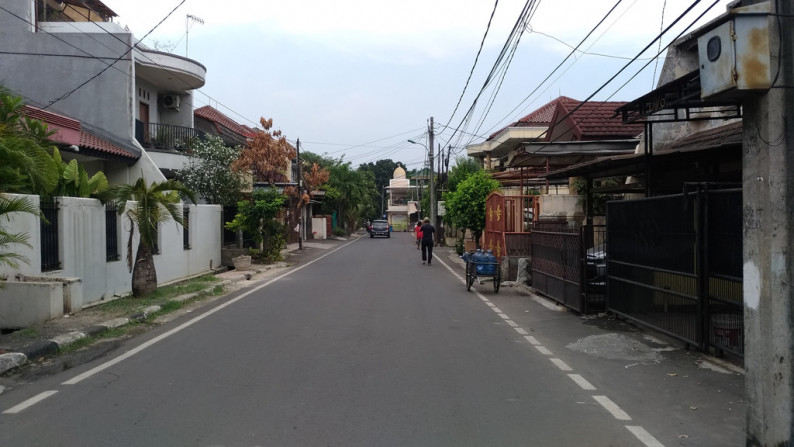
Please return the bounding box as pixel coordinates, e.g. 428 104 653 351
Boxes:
487 96 643 143
487 97 569 140
552 99 644 141
195 106 256 139
22 105 137 159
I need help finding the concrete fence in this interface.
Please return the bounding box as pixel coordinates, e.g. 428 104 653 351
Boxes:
0 194 221 329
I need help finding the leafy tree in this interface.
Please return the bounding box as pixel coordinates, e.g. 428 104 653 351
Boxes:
0 85 59 195
446 156 481 193
0 196 38 270
232 117 296 185
444 170 500 247
0 85 57 269
326 161 376 231
358 159 398 218
176 135 245 205
225 187 286 262
101 178 197 297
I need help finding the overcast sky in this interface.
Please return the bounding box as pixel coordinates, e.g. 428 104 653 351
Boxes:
103 0 729 170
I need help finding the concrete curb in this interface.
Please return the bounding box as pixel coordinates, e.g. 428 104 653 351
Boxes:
0 273 252 376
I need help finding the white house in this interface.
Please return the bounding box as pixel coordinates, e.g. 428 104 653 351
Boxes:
0 0 221 328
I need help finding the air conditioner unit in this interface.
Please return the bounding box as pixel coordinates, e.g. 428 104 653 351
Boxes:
161 94 180 110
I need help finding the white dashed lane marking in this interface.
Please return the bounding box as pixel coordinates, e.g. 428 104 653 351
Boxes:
437 256 664 447
593 395 632 421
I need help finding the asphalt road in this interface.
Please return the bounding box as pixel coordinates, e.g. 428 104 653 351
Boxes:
0 233 745 446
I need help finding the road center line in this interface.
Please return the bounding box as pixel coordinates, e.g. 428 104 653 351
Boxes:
2 390 58 414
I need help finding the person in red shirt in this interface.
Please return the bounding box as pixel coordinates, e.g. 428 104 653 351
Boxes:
413 220 423 249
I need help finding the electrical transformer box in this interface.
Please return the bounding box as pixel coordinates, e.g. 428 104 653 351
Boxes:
698 2 772 99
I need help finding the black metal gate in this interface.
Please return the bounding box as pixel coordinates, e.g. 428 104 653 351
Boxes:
531 222 606 314
607 186 743 356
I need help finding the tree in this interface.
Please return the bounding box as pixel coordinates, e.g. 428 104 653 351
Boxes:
0 196 38 269
326 161 376 232
176 135 245 205
358 159 398 218
444 170 500 246
0 85 57 269
0 85 59 195
101 178 197 297
232 117 296 185
225 187 286 262
446 156 481 194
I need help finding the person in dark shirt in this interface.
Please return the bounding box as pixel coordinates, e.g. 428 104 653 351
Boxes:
420 217 436 266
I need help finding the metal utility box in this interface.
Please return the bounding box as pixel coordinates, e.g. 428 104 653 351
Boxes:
698 2 772 99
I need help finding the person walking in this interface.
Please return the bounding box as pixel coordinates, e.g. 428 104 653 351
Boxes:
420 217 436 265
413 220 423 249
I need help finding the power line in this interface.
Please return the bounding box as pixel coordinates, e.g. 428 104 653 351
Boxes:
443 0 500 129
42 0 186 109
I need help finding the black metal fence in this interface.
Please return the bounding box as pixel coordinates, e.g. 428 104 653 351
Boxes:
40 198 60 271
183 206 191 250
606 186 743 356
530 222 606 314
105 203 120 261
135 121 206 152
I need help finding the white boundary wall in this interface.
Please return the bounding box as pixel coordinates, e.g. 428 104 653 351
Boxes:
0 194 221 307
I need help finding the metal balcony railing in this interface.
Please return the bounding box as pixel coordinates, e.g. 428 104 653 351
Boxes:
135 121 206 153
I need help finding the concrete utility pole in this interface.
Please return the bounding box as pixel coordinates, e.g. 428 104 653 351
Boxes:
296 138 302 251
428 117 436 240
743 1 793 444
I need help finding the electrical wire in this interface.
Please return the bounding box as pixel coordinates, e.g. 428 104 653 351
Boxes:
42 0 187 109
525 0 720 156
443 0 500 131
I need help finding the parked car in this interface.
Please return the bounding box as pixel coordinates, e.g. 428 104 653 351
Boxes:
370 220 390 238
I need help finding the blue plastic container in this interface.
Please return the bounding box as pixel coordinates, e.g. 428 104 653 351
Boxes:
483 250 497 275
473 249 488 275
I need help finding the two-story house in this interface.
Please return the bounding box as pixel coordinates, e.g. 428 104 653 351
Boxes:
0 0 222 325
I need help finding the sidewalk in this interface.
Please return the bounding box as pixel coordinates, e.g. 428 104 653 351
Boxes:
0 235 354 376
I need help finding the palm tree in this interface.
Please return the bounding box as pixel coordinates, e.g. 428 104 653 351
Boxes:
0 195 39 270
102 178 196 296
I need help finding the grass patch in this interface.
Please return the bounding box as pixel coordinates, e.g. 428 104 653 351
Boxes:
58 327 132 354
98 274 220 316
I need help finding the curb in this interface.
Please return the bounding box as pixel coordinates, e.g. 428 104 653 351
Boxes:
0 275 250 376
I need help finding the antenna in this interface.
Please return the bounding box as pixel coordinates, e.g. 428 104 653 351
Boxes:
186 14 204 57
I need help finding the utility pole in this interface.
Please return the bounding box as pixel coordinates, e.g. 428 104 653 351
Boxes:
296 138 303 250
743 1 793 444
428 117 436 241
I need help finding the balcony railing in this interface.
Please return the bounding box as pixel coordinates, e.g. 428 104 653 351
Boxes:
135 120 206 153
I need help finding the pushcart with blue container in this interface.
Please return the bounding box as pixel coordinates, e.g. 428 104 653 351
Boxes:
462 249 501 293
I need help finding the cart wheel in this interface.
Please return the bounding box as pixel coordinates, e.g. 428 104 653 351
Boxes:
493 268 501 293
466 263 475 291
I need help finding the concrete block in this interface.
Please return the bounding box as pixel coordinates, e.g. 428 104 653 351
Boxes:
0 281 64 330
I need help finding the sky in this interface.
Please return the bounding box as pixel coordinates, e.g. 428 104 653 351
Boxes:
103 0 730 170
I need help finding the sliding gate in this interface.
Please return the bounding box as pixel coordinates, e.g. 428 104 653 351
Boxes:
607 187 743 356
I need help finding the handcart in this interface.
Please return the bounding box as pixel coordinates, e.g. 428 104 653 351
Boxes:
463 250 501 293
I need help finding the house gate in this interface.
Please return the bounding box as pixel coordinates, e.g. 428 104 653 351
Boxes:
606 187 743 356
